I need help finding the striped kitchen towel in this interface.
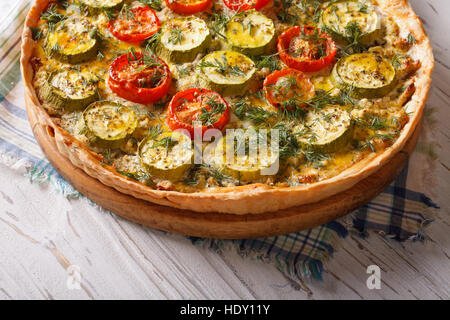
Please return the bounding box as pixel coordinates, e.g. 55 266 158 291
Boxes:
0 1 439 281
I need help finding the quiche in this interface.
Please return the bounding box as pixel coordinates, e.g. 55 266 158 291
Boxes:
21 0 433 214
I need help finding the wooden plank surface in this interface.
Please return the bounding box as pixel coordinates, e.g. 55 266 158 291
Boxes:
0 0 449 299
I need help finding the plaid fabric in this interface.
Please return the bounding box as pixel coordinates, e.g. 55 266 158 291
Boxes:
0 1 439 281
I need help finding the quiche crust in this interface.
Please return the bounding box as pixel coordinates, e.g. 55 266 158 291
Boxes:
21 0 433 214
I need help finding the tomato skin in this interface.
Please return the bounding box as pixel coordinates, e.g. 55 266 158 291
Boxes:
167 88 230 139
263 68 315 110
109 52 171 105
223 0 270 12
277 26 337 73
108 7 160 43
164 0 212 15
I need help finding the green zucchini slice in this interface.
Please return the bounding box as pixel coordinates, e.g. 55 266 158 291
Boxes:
139 131 193 181
83 101 138 149
79 0 124 14
331 53 396 99
40 69 98 111
157 16 211 63
224 10 275 56
293 105 353 153
45 18 99 64
213 130 279 181
197 51 256 96
321 0 381 45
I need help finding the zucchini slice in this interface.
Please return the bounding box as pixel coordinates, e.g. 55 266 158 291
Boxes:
157 17 211 63
139 131 193 181
293 105 353 153
224 10 275 56
79 0 124 14
45 18 99 64
321 0 381 45
83 101 138 149
40 69 98 111
213 130 278 181
197 51 256 96
331 53 396 99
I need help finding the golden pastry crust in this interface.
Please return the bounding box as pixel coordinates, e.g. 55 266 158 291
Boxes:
21 0 433 214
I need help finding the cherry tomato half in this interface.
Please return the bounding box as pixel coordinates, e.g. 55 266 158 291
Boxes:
277 26 337 73
223 0 270 12
108 6 160 43
109 51 171 104
164 0 212 15
263 68 315 110
167 88 230 139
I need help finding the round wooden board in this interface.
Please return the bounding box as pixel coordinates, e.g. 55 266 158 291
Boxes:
27 103 423 239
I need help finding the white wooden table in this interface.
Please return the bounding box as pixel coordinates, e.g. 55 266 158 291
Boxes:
0 0 449 299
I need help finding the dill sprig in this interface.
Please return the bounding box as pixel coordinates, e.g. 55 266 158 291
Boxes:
279 87 355 120
30 27 43 40
168 29 183 45
407 33 416 45
148 125 163 140
197 97 226 127
117 170 155 187
41 4 66 32
198 54 245 76
255 52 282 72
233 100 277 126
183 164 233 187
139 0 163 11
118 4 135 20
302 149 331 168
272 122 300 160
142 30 161 54
209 9 242 40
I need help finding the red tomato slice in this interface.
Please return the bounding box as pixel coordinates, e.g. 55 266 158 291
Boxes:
167 88 230 139
263 68 315 110
108 6 160 43
164 0 212 15
277 26 337 73
223 0 270 12
109 51 171 105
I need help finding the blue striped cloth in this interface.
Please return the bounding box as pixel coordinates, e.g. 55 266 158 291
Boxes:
0 1 439 280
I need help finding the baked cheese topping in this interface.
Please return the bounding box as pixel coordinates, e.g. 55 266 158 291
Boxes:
31 0 420 192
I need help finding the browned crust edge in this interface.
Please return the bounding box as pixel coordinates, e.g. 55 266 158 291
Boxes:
20 0 434 214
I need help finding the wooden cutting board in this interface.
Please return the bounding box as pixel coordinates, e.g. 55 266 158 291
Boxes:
27 102 422 239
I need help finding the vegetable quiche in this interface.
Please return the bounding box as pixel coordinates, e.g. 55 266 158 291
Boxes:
21 0 433 214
